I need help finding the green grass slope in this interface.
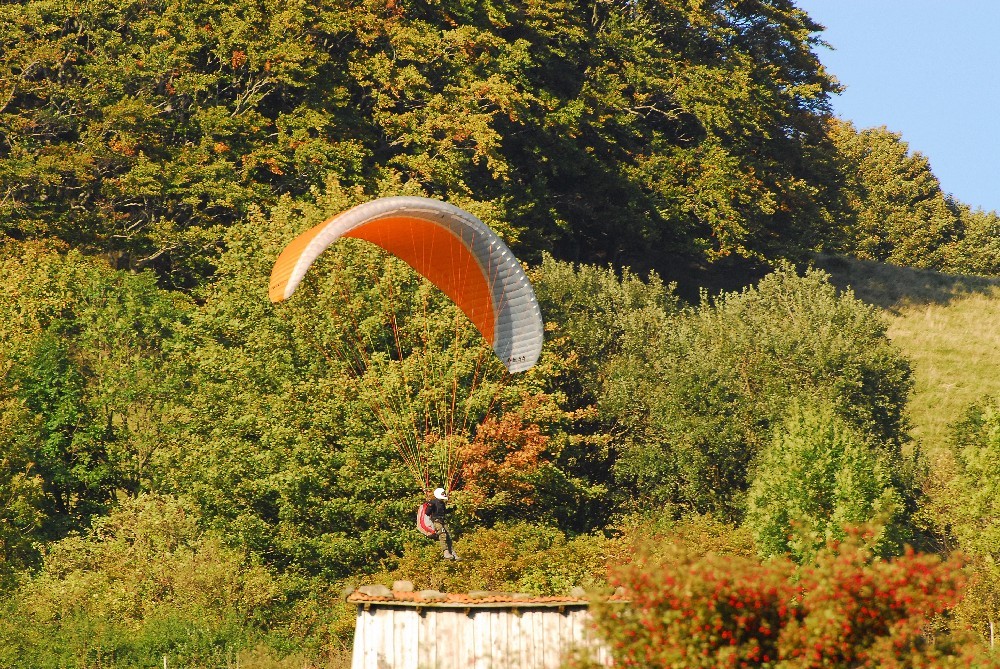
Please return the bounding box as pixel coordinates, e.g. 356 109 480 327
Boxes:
814 254 1000 452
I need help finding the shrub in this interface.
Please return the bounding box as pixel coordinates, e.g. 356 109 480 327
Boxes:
372 522 612 596
745 399 906 562
593 535 993 668
610 262 914 518
0 494 291 668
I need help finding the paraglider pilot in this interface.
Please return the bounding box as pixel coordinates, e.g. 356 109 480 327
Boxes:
429 488 458 561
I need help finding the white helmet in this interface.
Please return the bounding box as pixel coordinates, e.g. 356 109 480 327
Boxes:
433 487 448 501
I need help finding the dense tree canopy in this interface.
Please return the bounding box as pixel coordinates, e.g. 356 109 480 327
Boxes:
1 0 845 288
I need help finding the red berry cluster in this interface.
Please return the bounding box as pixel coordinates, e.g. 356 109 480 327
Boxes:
592 538 992 668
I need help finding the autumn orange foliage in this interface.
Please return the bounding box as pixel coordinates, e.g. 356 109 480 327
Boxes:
458 394 551 509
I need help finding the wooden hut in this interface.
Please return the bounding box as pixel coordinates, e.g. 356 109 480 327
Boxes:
347 582 616 668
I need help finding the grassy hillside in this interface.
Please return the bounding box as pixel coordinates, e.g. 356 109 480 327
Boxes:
814 254 1000 452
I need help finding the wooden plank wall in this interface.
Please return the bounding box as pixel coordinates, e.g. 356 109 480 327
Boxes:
351 606 612 669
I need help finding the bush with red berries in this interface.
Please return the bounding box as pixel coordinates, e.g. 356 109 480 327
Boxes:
592 536 996 668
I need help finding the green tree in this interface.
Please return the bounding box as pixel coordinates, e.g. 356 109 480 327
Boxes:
8 332 111 534
498 0 845 266
0 0 368 287
830 120 960 269
0 395 45 590
1 0 843 288
944 204 1000 276
937 398 1000 647
744 400 905 563
609 263 914 518
527 254 681 528
0 241 188 537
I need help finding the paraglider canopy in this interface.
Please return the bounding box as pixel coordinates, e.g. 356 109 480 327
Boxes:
268 196 543 373
268 196 544 494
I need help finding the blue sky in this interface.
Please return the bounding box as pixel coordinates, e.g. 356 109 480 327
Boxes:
794 1 1000 213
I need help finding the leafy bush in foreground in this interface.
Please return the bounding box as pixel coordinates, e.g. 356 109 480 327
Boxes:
594 536 992 668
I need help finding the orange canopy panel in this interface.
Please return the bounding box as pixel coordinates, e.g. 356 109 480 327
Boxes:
268 197 543 373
